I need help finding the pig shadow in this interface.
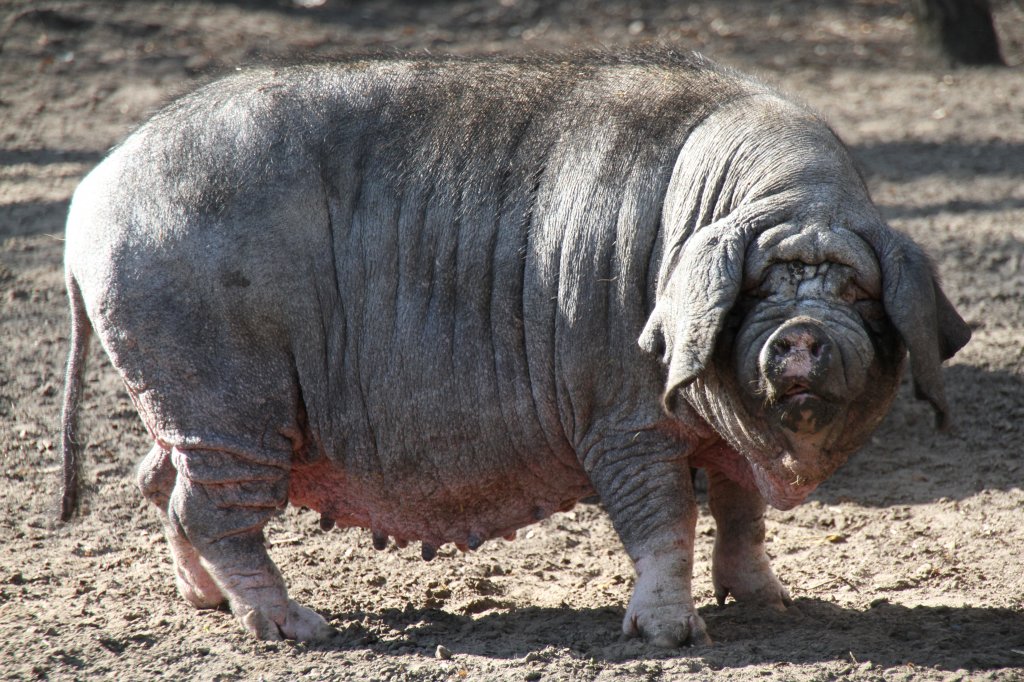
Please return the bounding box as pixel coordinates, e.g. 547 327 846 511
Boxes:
810 364 1023 507
318 598 1023 671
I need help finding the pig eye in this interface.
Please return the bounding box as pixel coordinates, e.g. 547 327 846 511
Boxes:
843 279 888 334
738 277 770 300
854 299 888 335
841 281 875 304
743 285 770 300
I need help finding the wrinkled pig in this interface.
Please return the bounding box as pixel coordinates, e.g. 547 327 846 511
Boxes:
61 51 970 646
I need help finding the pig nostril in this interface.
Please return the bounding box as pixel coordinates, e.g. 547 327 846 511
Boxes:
772 339 791 357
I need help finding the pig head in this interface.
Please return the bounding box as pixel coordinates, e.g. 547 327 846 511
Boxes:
641 99 972 511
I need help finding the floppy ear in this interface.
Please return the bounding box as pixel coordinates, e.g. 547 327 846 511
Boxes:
874 233 971 430
639 214 754 414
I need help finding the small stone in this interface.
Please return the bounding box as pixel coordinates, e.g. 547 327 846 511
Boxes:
435 644 452 660
524 671 542 681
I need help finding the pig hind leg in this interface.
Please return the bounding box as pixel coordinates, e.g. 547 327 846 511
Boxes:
707 468 792 609
136 444 225 608
166 447 335 642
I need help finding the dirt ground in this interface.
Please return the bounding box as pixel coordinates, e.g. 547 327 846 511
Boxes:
1 1 1023 680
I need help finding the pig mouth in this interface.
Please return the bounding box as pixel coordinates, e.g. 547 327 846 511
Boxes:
770 376 835 406
781 382 814 400
767 384 841 436
774 378 815 405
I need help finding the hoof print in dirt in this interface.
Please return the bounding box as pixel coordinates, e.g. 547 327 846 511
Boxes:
59 50 968 644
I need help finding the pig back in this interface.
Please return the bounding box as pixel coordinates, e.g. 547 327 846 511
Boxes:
66 54 755 537
284 57 744 487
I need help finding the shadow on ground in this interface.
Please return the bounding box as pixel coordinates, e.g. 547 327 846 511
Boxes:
309 598 1023 670
853 140 1024 181
816 365 1024 506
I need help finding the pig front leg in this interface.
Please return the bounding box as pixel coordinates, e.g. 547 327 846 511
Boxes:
707 468 791 609
583 432 710 647
166 447 335 642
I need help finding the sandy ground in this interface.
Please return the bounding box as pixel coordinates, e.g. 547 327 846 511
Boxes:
1 1 1023 680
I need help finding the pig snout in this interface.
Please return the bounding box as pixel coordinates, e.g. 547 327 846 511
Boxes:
759 317 843 434
761 319 832 395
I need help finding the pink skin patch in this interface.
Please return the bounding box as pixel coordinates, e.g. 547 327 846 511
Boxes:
691 440 818 511
288 457 593 551
690 441 760 494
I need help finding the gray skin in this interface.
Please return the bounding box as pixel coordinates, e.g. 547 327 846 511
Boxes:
60 51 970 646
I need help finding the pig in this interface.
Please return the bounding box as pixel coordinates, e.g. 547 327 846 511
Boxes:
60 50 970 646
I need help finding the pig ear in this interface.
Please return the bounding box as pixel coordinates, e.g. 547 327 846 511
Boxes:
877 234 971 430
639 215 753 414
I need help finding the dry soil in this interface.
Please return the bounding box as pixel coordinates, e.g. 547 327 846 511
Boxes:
1 1 1023 680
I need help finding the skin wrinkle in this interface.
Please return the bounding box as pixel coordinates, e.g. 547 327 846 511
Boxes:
320 128 370 470
602 160 634 375
308 199 336 452
512 173 554 486
553 160 596 444
487 106 538 441
323 193 349 450
352 190 384 477
453 190 508 515
831 312 875 393
486 191 518 486
525 162 573 465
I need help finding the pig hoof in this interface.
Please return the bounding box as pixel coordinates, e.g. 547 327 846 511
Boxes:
715 584 792 611
173 555 226 609
623 606 711 647
712 570 792 611
237 600 335 642
176 573 226 609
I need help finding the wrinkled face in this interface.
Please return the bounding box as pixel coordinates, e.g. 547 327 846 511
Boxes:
687 224 906 509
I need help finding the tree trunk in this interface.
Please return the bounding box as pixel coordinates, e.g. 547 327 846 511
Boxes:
913 0 1005 66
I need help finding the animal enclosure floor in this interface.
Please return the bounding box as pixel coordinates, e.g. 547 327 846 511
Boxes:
1 1 1022 680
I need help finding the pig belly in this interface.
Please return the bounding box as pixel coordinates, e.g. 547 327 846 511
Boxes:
288 457 595 549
